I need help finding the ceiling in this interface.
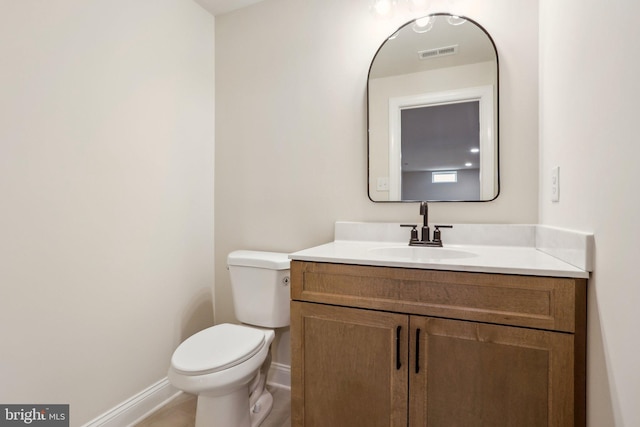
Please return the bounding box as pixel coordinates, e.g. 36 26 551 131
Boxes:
194 0 265 16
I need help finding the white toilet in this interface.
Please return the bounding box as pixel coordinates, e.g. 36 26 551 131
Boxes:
168 250 290 427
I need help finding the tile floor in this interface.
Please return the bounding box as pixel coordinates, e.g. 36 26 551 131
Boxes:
134 385 291 427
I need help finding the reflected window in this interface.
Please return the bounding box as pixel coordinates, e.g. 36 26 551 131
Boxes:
432 171 458 183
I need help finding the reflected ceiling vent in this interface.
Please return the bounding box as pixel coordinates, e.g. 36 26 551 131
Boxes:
418 45 459 60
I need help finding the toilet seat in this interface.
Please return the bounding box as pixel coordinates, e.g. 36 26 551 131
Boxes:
171 324 266 376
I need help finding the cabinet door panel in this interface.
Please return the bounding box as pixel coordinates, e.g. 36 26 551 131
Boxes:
409 316 574 427
291 302 408 427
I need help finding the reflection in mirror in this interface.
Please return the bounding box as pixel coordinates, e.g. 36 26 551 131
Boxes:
368 14 499 202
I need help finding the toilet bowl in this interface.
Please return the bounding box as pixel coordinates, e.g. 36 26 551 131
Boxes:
168 251 290 427
168 324 276 427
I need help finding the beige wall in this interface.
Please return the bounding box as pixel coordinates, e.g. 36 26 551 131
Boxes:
215 0 539 366
539 0 640 425
0 1 215 425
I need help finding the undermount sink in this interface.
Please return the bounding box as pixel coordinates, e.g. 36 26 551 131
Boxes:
367 245 477 261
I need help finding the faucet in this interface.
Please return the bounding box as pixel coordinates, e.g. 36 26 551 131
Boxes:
400 202 453 247
420 201 430 243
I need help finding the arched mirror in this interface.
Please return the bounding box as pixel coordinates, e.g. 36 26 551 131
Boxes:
367 13 499 202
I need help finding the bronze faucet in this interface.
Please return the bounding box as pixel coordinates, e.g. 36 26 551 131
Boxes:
400 202 452 247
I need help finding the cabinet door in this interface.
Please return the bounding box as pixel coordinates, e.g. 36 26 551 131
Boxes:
291 301 409 427
409 316 575 427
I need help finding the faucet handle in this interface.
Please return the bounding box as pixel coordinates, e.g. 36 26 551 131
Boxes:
432 225 453 244
400 224 419 242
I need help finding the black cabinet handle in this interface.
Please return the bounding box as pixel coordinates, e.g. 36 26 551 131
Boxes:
415 328 421 374
396 326 402 370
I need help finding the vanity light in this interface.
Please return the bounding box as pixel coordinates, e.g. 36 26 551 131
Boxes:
372 0 430 16
447 15 467 26
372 0 394 16
407 0 430 10
412 16 435 33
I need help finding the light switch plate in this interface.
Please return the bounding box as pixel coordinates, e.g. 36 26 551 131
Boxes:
551 166 560 202
377 177 389 191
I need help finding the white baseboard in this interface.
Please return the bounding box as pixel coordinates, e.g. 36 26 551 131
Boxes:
81 364 291 426
81 378 181 427
267 362 291 390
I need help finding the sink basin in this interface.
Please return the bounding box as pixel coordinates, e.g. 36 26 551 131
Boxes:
367 246 477 261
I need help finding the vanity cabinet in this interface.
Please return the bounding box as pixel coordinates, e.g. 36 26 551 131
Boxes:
290 261 586 427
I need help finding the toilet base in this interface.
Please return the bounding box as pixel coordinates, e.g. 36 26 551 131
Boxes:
250 389 274 427
196 387 248 427
194 381 274 427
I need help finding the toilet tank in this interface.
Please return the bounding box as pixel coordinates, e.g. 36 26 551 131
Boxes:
227 250 291 328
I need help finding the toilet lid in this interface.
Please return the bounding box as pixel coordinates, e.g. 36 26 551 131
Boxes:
171 324 266 375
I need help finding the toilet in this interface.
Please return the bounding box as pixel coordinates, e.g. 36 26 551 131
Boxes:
168 250 290 427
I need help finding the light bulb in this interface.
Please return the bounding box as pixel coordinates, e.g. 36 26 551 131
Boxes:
412 16 435 33
407 0 429 11
447 15 467 26
372 0 393 16
415 17 431 27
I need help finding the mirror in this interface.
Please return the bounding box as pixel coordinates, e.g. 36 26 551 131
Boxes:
367 14 499 202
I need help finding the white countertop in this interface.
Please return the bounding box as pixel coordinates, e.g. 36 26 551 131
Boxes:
289 222 593 279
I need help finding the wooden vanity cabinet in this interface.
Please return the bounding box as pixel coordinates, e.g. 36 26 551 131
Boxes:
290 261 586 427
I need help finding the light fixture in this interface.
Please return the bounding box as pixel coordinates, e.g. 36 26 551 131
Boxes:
372 0 395 16
407 0 429 11
447 15 467 26
470 148 480 153
465 162 473 167
371 0 431 17
412 16 435 33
